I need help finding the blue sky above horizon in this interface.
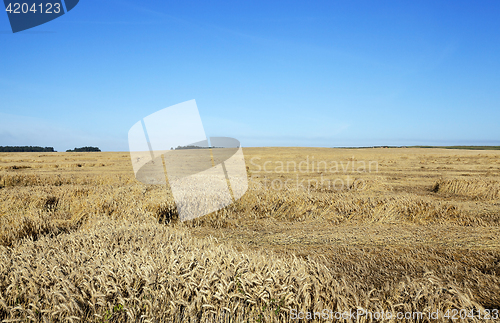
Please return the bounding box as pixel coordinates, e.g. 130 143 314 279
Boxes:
1 0 499 151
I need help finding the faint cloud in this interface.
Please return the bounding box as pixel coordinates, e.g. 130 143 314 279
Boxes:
0 112 126 151
202 116 255 137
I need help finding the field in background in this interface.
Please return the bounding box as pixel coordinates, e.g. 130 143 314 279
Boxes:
0 148 499 322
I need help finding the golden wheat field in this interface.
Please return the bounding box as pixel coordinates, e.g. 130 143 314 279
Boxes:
0 147 499 322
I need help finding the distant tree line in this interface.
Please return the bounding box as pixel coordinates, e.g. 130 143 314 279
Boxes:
0 146 55 152
66 147 101 152
339 145 500 150
174 145 210 150
173 145 223 150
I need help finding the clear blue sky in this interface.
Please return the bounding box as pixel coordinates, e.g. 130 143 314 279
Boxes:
1 0 499 151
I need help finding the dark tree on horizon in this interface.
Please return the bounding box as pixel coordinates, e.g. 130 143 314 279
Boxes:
66 146 101 152
0 146 55 152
